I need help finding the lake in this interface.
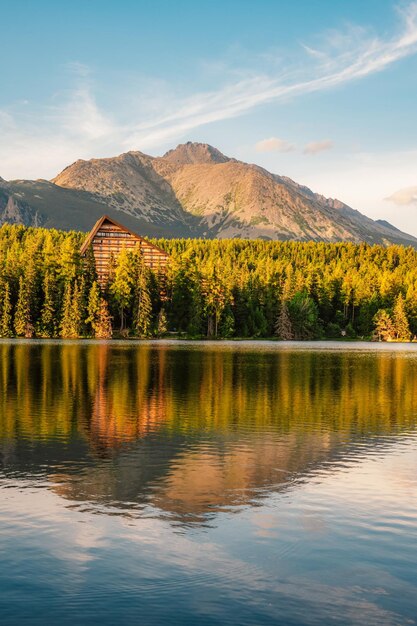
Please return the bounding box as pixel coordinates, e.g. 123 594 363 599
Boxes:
0 340 416 625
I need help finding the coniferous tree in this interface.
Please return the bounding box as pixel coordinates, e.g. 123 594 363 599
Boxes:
373 309 394 342
156 307 168 337
38 272 57 337
2 224 417 341
219 305 235 338
392 293 411 341
187 278 204 336
0 282 13 338
95 298 113 339
60 282 73 338
287 292 319 340
71 280 84 337
86 281 101 336
109 248 134 331
203 269 226 337
14 276 33 337
60 281 83 338
275 300 293 340
134 269 153 337
83 244 98 293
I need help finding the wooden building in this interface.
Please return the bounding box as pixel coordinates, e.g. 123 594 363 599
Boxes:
80 215 169 287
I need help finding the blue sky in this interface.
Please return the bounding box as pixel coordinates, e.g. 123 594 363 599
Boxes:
1 0 417 234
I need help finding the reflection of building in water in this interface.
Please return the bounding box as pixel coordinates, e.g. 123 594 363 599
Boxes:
1 343 417 525
87 345 170 454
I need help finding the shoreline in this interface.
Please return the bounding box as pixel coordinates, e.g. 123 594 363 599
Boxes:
1 338 417 351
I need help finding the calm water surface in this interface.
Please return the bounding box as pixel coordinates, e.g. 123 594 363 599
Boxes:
0 340 417 625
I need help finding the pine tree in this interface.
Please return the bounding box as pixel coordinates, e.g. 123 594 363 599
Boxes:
373 309 394 341
60 281 83 338
287 292 319 340
275 300 293 340
109 248 134 331
95 298 113 339
38 272 56 337
86 281 101 336
60 282 74 338
77 275 88 337
203 269 226 337
0 282 13 338
392 293 411 341
83 244 98 292
187 279 203 337
85 281 113 338
219 305 235 338
14 276 33 337
156 307 168 337
134 269 153 337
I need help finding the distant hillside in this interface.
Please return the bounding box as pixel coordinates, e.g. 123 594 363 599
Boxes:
1 142 416 247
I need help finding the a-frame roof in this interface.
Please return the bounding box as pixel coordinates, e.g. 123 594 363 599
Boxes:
80 215 169 257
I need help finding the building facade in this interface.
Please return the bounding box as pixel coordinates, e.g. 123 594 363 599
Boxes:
80 215 169 286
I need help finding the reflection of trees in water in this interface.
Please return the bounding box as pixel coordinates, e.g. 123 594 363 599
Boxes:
1 343 417 523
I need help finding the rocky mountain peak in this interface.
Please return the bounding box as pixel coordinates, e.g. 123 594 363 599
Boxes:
162 142 230 166
2 141 415 247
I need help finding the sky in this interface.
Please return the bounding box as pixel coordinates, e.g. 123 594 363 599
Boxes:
1 0 417 235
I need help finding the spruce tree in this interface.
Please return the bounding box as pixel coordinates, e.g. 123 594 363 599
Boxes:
156 307 168 337
60 282 73 338
287 292 319 340
71 280 83 338
109 248 134 331
86 281 101 336
60 281 83 338
83 244 98 292
0 282 13 338
392 293 411 341
219 305 235 338
275 300 293 340
14 276 33 337
38 272 56 337
134 269 153 337
373 309 394 342
95 298 113 339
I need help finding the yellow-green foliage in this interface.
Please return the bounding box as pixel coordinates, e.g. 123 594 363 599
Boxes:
1 223 417 339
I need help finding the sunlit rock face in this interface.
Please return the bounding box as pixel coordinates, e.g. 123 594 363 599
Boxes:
1 142 416 244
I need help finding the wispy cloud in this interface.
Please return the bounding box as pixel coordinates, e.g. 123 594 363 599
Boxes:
385 186 417 206
1 3 417 178
304 140 334 155
127 3 417 148
255 137 295 153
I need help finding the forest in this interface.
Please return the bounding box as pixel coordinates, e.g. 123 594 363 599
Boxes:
0 223 416 341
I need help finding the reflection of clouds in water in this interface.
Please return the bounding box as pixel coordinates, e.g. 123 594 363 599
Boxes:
1 344 417 623
300 512 327 534
1 455 415 626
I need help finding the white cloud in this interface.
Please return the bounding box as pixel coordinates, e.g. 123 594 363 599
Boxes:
303 140 334 155
255 137 295 153
385 186 417 206
1 4 417 179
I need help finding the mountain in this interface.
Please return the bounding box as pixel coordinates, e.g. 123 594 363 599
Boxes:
0 175 192 236
1 141 416 246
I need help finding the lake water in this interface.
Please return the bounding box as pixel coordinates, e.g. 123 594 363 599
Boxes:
0 340 417 626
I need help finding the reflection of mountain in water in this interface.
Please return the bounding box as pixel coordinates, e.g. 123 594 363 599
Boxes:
1 342 417 524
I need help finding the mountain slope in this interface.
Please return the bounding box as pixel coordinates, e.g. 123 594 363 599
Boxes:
1 142 416 246
0 177 193 236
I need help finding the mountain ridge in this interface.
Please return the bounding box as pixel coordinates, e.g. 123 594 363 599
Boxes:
1 142 416 247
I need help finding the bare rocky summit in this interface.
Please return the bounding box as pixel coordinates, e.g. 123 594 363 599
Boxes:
1 142 416 246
